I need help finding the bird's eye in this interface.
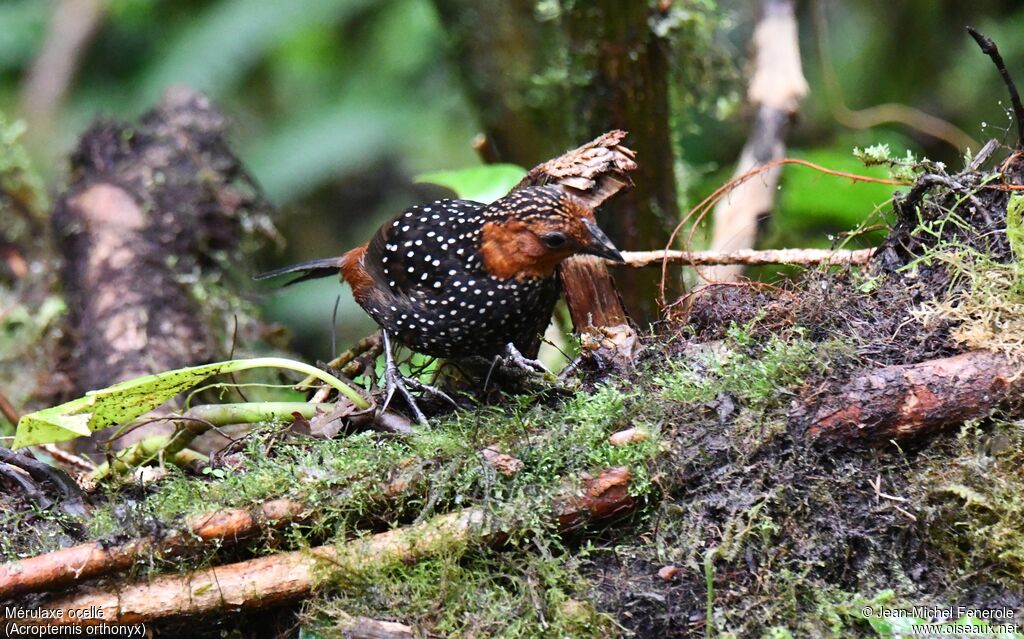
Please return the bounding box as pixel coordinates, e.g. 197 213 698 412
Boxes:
540 232 568 248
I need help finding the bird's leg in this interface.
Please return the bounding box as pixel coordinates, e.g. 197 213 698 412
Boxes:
502 343 554 378
381 331 428 425
380 331 459 425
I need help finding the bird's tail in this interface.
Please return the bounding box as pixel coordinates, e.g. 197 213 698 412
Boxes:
254 256 346 286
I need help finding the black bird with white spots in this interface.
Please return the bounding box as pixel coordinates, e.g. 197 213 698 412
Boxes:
258 185 623 362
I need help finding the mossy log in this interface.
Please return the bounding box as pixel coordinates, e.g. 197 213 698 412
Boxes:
0 499 303 599
797 350 1024 443
11 467 634 626
1 453 436 597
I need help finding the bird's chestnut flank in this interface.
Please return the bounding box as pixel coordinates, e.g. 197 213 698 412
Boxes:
257 185 623 361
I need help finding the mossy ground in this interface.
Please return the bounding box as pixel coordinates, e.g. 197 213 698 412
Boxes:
6 154 1024 638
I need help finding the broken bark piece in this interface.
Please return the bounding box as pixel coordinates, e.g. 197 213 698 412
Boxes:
15 468 635 626
657 565 680 581
517 131 637 363
517 130 637 208
608 427 648 446
480 446 524 476
796 350 1024 443
561 255 630 329
52 88 272 451
0 498 304 598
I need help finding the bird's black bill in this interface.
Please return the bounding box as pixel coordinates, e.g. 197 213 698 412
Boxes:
581 218 624 262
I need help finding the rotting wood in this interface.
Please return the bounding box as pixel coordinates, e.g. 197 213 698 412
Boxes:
707 0 808 282
797 350 1024 443
12 467 635 626
0 498 304 599
52 88 272 453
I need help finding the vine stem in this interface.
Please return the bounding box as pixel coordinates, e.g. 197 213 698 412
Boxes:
223 357 370 410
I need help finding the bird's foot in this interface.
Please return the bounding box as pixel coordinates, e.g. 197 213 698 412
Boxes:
381 361 458 426
502 343 556 380
404 376 459 409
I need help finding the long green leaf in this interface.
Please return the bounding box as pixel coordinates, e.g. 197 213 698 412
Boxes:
13 357 367 449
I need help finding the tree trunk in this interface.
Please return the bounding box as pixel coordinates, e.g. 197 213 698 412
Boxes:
50 88 273 451
566 0 679 321
431 0 678 323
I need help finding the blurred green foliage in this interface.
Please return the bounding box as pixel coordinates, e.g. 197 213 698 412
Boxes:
0 0 1022 360
416 163 526 203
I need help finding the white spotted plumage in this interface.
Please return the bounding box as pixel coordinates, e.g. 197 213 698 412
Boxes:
350 192 571 358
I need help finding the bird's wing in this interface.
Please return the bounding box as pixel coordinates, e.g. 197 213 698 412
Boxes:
365 199 486 297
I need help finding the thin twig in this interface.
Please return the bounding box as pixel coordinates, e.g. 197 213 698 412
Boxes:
299 333 382 390
967 26 1024 150
615 247 874 268
0 389 19 425
37 444 96 474
658 157 903 306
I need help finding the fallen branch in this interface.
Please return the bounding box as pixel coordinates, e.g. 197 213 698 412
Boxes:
53 89 271 453
616 247 874 268
5 450 444 596
0 498 304 599
707 0 808 282
796 350 1024 443
0 447 85 518
15 467 635 626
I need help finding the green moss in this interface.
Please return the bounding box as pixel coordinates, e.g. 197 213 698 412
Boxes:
915 420 1024 589
655 323 838 411
308 542 616 638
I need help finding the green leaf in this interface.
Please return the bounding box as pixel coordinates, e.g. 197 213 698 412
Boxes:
415 164 527 203
13 357 366 449
1007 192 1024 259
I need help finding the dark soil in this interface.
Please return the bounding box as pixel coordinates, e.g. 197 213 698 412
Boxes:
579 151 1024 638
